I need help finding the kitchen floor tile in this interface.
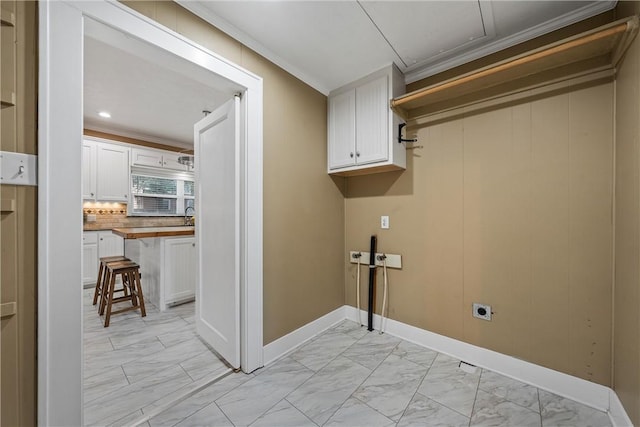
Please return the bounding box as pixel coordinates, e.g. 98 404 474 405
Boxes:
82 289 225 426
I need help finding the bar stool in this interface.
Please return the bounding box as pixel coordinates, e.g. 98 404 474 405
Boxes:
92 256 130 307
99 260 146 327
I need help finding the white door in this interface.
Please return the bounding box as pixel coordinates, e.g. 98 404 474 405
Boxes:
194 96 240 369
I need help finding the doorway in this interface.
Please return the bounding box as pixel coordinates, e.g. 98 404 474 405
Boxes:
39 2 263 425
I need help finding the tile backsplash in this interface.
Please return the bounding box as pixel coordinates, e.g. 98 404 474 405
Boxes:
83 202 185 230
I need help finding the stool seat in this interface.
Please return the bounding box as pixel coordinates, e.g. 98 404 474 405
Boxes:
99 261 146 327
92 256 130 307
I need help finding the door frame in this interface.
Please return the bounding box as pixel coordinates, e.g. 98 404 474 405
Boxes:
38 2 264 425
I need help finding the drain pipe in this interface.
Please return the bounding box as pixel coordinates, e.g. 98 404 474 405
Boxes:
367 235 377 331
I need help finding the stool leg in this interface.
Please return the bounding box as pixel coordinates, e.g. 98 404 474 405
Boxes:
92 262 104 305
127 270 138 307
104 272 116 327
99 267 112 315
134 269 146 318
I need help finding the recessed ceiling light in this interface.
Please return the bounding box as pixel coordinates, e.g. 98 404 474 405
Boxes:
98 111 111 118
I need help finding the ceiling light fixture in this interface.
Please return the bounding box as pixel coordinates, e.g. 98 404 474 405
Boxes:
98 111 111 118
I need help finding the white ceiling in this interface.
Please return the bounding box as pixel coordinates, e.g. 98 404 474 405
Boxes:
179 0 616 94
84 1 616 148
84 18 240 148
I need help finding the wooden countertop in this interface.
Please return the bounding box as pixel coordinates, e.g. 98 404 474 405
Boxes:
112 226 195 239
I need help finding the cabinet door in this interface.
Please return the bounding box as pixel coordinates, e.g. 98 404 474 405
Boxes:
98 232 124 258
82 142 96 200
356 75 389 165
164 237 196 304
82 233 99 285
328 89 356 170
131 148 163 168
162 151 189 171
96 143 130 202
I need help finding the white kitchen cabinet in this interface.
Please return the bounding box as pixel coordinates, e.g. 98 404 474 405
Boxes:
96 143 130 202
124 235 195 310
163 151 194 171
98 231 124 258
131 147 193 172
82 142 97 200
131 147 163 168
82 231 124 287
327 64 406 175
163 237 196 305
82 232 98 285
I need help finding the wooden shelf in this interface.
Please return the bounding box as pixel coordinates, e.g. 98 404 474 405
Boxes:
1 9 14 27
392 16 639 121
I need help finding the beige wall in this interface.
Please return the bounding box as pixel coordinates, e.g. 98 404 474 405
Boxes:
120 1 345 344
613 1 640 424
345 81 614 386
0 1 37 425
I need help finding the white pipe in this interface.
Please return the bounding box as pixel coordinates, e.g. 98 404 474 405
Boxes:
356 253 362 326
380 255 388 334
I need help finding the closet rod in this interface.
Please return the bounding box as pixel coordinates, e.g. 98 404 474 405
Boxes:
391 17 637 114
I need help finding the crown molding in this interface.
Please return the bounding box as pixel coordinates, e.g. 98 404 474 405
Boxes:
175 0 332 96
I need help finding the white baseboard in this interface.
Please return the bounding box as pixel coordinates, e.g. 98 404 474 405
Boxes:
344 306 610 412
262 305 631 426
262 306 347 366
609 389 634 427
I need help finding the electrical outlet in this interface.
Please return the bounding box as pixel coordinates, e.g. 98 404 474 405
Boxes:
473 303 492 321
381 215 389 229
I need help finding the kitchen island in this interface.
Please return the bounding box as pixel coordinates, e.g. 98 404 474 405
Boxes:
112 226 196 311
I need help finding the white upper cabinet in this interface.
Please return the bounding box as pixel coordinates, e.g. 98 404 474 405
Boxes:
96 143 130 202
327 64 406 176
356 75 389 165
82 142 97 200
328 90 356 169
83 137 193 203
162 151 193 171
131 147 163 168
131 147 193 172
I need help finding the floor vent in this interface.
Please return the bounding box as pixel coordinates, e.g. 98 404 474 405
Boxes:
459 361 478 374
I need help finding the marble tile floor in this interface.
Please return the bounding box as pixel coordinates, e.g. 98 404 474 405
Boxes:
82 289 230 426
143 320 613 427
